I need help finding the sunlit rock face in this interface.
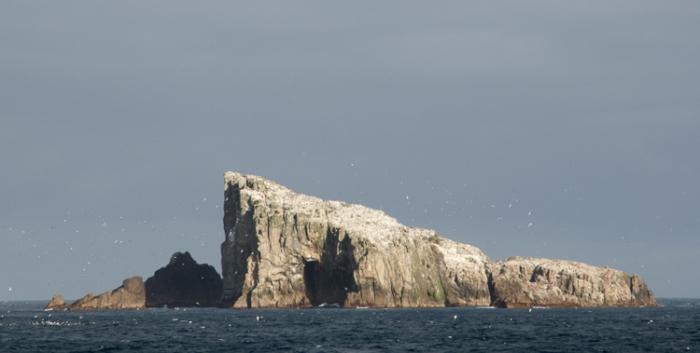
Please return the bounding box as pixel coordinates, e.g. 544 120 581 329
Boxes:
220 172 657 309
145 251 223 307
488 257 657 308
64 276 146 310
43 173 658 311
221 172 492 308
45 294 66 310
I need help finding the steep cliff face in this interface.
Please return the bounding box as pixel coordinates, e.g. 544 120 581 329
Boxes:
221 172 492 308
221 172 656 309
145 252 223 307
488 257 657 308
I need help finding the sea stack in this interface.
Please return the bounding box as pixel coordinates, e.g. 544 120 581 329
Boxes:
145 251 223 307
221 172 656 308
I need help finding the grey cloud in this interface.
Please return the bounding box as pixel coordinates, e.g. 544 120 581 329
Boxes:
1 0 698 300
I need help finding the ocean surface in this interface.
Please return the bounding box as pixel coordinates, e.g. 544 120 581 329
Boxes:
1 299 698 353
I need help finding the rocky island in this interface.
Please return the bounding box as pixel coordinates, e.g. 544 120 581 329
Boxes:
46 172 656 310
220 172 656 309
145 251 223 308
46 253 222 310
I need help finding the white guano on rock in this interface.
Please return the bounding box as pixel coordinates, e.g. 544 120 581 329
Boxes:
220 172 656 309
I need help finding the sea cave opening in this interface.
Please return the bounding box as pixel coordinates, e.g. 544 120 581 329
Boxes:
303 259 321 306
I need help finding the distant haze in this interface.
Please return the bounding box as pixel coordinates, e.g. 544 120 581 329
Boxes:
1 1 699 300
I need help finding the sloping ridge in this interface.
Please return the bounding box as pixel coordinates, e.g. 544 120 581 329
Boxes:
45 253 223 311
221 172 657 308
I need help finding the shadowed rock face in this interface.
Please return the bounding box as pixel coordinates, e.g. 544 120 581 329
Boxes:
303 228 359 307
221 172 657 309
145 252 223 307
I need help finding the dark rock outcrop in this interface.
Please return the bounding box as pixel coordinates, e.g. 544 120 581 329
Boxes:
145 251 223 307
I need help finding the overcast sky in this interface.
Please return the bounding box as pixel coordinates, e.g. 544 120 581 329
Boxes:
1 1 699 300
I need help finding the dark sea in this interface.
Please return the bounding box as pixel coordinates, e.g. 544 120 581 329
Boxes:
1 299 698 353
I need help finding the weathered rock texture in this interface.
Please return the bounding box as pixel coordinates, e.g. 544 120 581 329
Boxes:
49 276 146 310
45 294 66 310
145 251 223 307
221 172 656 309
488 257 656 308
222 172 492 308
46 253 223 310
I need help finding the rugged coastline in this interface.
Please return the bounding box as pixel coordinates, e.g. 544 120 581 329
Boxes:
46 252 223 311
220 172 655 309
46 172 656 310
